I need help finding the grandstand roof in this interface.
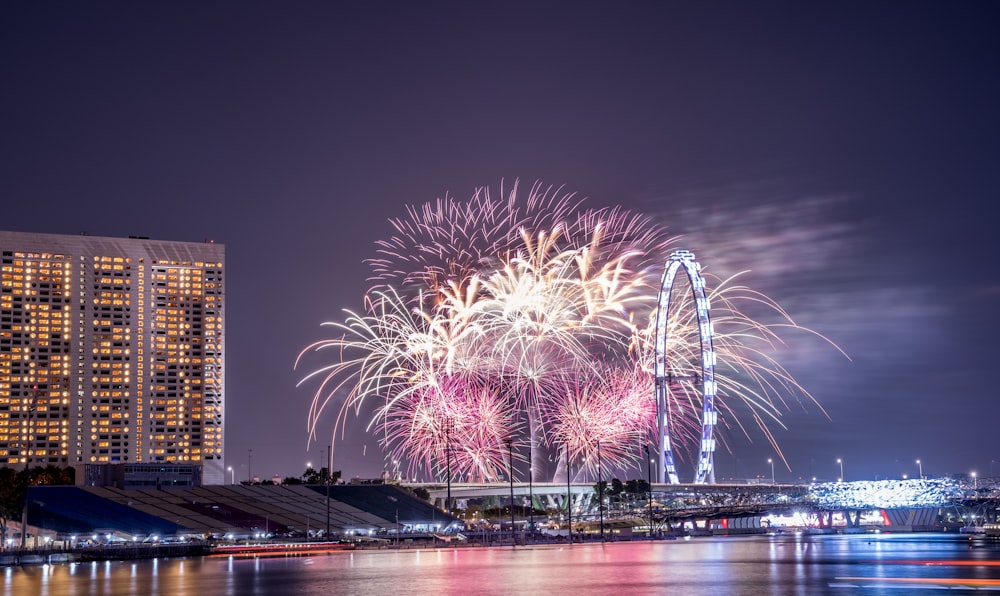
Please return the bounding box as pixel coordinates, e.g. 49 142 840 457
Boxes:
25 484 459 539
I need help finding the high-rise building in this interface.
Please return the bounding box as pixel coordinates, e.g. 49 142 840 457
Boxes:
0 231 225 485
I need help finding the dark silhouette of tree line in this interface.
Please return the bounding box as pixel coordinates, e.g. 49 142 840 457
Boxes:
0 465 75 547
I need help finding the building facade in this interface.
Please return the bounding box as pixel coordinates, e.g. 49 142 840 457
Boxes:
0 231 225 485
79 462 202 489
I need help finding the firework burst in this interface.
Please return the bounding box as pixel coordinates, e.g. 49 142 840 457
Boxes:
296 180 838 483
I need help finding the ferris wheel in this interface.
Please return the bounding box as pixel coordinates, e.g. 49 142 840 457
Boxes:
653 250 717 484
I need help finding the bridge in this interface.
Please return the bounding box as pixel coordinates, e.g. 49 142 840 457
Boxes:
419 481 807 511
414 477 979 534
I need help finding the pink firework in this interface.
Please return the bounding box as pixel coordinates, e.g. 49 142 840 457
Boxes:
297 180 839 483
378 375 524 483
368 180 585 298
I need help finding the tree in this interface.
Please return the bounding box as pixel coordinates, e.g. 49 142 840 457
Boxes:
0 465 74 548
0 467 24 549
311 467 341 485
302 466 322 484
30 464 74 486
624 479 650 494
593 480 608 499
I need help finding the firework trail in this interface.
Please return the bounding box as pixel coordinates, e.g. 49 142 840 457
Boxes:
296 180 838 483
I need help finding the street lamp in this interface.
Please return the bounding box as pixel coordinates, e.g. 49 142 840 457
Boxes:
597 440 604 542
505 438 514 546
645 444 654 539
527 439 533 544
916 459 923 479
326 445 332 538
445 421 452 514
768 458 775 484
972 471 978 490
565 443 572 543
837 458 844 482
227 466 234 485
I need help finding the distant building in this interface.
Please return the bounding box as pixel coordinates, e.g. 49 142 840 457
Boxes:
0 231 225 485
78 463 202 489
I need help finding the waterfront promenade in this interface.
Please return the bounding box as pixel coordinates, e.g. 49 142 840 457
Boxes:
5 476 992 567
0 543 210 566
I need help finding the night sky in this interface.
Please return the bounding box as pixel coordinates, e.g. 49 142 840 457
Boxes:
2 2 998 484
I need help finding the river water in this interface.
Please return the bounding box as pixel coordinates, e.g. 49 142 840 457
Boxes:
6 533 1000 595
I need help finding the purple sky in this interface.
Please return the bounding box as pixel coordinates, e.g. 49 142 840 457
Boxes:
2 2 998 483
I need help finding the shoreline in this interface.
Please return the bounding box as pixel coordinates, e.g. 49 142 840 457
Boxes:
1 530 986 567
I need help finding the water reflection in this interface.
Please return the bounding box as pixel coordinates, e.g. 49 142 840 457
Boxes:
5 534 1000 596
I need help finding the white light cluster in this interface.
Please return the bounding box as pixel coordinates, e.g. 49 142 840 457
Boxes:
808 478 963 509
